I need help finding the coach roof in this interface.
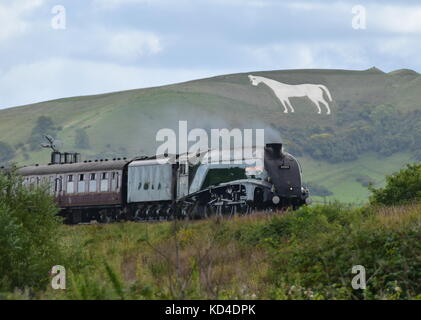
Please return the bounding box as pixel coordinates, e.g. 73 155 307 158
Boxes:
17 159 129 176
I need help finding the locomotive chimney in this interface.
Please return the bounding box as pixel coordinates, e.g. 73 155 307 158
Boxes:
266 143 283 158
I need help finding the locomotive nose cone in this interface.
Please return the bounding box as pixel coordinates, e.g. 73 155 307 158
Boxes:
266 143 283 158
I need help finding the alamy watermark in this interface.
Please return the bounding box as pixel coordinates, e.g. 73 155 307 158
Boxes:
51 265 66 290
351 265 366 290
51 5 66 30
351 4 366 30
155 121 266 165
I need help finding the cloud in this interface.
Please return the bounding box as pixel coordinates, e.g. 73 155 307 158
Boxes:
93 0 273 9
286 2 327 11
284 1 421 33
105 31 163 61
0 58 229 108
0 0 47 41
370 5 421 33
2 0 421 109
245 41 369 70
374 36 421 67
93 0 157 9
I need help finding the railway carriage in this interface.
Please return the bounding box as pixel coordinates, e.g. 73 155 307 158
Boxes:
18 159 128 223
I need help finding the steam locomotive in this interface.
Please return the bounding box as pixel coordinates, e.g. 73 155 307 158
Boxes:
17 143 309 224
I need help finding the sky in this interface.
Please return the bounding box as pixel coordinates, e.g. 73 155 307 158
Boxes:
1 0 421 109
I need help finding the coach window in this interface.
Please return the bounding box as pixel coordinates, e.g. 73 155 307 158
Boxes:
55 177 62 192
111 172 119 191
89 173 97 192
78 174 86 193
100 172 109 192
67 174 74 194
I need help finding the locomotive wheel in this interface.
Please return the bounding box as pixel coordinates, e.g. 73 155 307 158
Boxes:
99 210 112 223
180 201 196 220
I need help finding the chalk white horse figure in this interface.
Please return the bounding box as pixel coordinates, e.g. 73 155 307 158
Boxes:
248 75 332 115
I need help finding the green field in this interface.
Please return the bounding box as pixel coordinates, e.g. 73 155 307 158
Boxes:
300 152 415 204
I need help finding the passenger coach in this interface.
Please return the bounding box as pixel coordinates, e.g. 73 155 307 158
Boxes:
18 158 128 223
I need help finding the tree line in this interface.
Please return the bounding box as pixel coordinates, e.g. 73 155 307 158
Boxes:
280 104 421 163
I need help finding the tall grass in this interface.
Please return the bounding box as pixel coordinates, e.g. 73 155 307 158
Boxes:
31 202 420 300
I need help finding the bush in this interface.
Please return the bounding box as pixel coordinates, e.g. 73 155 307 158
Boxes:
265 203 421 299
369 163 421 206
0 169 63 294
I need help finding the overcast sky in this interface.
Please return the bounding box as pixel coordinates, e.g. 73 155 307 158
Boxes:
1 0 421 109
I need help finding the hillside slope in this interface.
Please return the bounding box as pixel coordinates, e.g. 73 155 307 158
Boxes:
0 67 419 203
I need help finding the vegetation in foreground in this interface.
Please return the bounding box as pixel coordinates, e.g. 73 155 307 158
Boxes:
0 164 420 300
0 169 63 294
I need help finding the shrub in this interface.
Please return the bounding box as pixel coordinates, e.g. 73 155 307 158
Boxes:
369 163 421 206
0 169 63 294
266 203 421 299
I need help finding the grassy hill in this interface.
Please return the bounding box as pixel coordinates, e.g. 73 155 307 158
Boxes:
0 67 420 203
300 152 415 204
